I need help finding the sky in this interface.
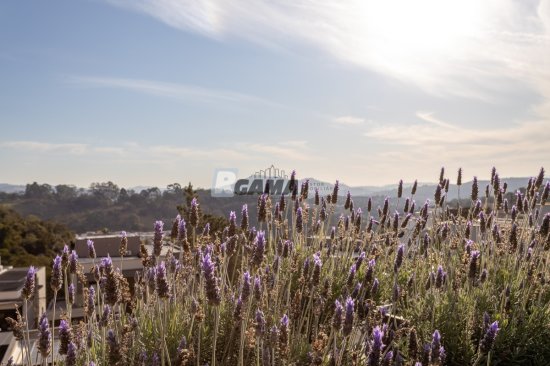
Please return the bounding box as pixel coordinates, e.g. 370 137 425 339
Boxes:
1 0 549 189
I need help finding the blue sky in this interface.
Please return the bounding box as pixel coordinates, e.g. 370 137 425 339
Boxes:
1 0 549 189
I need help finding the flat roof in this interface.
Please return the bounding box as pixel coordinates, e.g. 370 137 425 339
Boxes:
0 268 27 292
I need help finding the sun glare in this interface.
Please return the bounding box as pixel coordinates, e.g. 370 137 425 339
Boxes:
347 0 489 82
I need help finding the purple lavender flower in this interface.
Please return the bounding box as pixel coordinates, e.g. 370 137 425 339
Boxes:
178 217 187 242
295 207 303 233
382 197 389 217
21 266 36 300
367 326 384 366
333 300 343 331
255 308 266 337
120 231 128 256
153 220 164 257
352 283 362 299
435 265 446 289
151 353 160 366
469 250 480 280
540 213 550 236
282 240 291 258
233 296 243 322
102 255 120 306
190 198 200 228
202 222 210 237
68 250 79 274
345 191 352 210
201 253 221 306
228 211 237 237
480 321 500 353
343 297 354 336
392 282 400 302
431 330 442 362
347 264 356 287
258 194 267 223
480 268 488 283
364 259 375 284
279 314 289 349
61 244 70 268
439 346 447 364
156 261 171 298
177 336 188 354
87 286 96 317
371 278 380 296
87 239 96 259
394 244 404 273
59 319 72 355
471 176 479 201
289 170 296 192
66 341 77 366
107 329 121 365
320 205 327 222
50 256 63 292
241 271 251 302
253 275 262 301
312 252 322 286
252 231 266 267
331 180 339 204
99 305 111 327
68 283 75 305
382 351 393 366
37 312 51 358
241 204 249 231
541 181 550 203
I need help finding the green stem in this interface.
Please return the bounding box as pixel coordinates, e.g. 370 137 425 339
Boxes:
212 307 219 366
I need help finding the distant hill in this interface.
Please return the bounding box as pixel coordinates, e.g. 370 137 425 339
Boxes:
0 183 25 193
0 176 541 235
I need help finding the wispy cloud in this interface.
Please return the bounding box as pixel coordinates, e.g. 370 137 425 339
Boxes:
66 75 282 108
104 0 549 108
363 112 550 170
1 140 310 163
0 141 89 155
333 116 365 125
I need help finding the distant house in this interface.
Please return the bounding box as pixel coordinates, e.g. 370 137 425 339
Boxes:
75 233 141 258
72 233 179 308
0 264 46 363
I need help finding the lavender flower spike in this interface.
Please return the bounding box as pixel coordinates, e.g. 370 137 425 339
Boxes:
394 244 404 273
241 271 251 302
59 319 72 355
343 297 354 336
21 266 37 300
333 300 343 331
153 220 164 257
367 326 384 366
87 239 96 259
480 321 500 353
69 250 78 274
156 261 171 298
190 197 200 228
66 342 77 366
431 330 442 362
37 312 51 358
252 231 266 267
201 252 221 306
295 207 303 233
50 256 63 292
